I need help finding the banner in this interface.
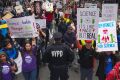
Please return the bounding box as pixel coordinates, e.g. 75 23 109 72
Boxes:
102 4 118 21
96 21 118 52
77 8 99 40
7 16 38 38
35 19 46 29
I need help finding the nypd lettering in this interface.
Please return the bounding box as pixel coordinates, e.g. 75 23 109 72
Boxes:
51 51 63 57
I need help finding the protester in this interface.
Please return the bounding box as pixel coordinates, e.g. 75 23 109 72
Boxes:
20 41 37 80
78 40 96 80
58 18 67 35
2 39 18 59
117 24 120 51
54 9 60 27
0 0 120 80
0 51 18 80
106 61 120 80
96 51 117 80
63 26 77 49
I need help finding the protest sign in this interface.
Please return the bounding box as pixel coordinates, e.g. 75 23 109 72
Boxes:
2 12 14 20
102 4 118 21
56 2 62 9
35 19 46 29
14 52 22 74
7 16 38 38
63 0 66 4
96 21 118 52
46 2 53 12
15 5 24 14
85 3 91 8
85 3 97 8
77 8 99 40
34 1 41 15
42 1 53 11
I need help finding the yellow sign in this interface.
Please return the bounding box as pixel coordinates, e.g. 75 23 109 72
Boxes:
2 12 14 20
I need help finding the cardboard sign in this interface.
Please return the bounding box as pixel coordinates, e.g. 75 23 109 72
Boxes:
77 8 99 40
35 19 46 29
15 5 23 14
56 2 62 9
34 1 41 14
102 4 118 21
14 52 22 74
46 2 53 12
96 21 118 52
2 12 14 20
7 16 38 38
85 3 97 8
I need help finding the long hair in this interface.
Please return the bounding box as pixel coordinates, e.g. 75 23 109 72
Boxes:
23 41 33 56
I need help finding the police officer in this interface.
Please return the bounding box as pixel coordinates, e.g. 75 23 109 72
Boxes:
43 32 74 80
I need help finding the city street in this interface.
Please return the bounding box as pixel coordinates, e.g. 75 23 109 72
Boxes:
16 64 99 80
0 0 120 80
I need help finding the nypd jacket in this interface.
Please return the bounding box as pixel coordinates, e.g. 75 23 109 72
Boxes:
43 43 74 66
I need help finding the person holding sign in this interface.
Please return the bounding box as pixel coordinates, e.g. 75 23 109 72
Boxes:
96 51 117 80
20 41 37 80
78 40 96 80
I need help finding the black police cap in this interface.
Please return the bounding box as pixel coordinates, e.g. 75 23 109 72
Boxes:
53 32 62 39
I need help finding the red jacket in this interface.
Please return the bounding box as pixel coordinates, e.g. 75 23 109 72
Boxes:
45 12 53 22
106 62 120 80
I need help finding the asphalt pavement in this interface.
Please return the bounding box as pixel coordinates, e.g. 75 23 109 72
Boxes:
16 64 99 80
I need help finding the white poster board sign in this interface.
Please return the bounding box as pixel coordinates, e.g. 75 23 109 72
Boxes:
7 16 38 38
15 5 23 14
14 52 22 74
102 4 118 21
85 3 97 8
96 21 118 52
56 2 62 9
35 19 46 29
77 8 99 40
46 2 53 12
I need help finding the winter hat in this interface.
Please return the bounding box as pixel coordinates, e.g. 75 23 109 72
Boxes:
0 51 6 56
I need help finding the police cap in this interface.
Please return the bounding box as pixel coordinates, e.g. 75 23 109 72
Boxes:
53 32 62 39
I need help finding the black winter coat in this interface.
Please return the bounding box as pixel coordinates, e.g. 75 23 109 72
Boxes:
96 53 117 79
